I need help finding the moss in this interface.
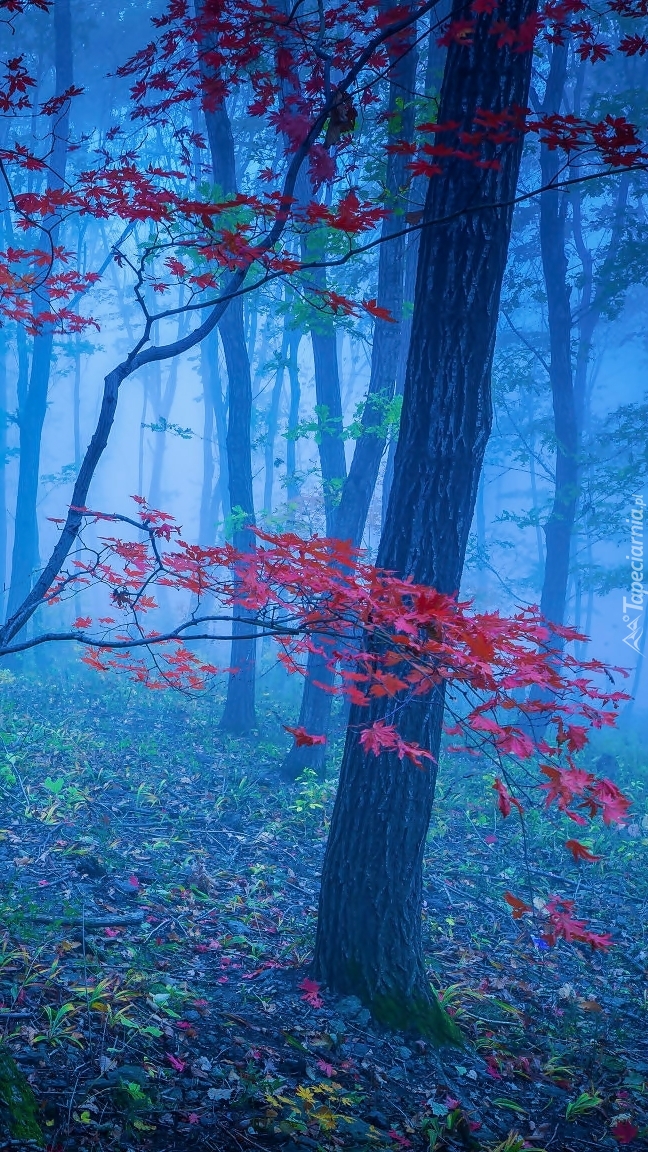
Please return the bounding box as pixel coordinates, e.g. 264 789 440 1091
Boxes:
0 1045 43 1146
371 988 464 1046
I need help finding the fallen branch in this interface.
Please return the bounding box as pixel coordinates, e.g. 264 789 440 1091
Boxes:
32 912 145 928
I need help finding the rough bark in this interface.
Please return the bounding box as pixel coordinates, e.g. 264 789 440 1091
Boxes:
314 0 537 1035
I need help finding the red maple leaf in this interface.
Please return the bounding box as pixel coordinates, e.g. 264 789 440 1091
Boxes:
493 777 524 818
283 725 326 748
503 891 531 919
298 977 323 1007
565 839 601 863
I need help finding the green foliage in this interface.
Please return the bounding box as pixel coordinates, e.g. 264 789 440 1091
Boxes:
565 1091 603 1121
142 416 194 440
285 394 402 446
290 768 333 831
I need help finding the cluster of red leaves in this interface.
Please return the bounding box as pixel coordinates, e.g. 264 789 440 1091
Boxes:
3 0 648 334
0 246 99 332
42 499 632 950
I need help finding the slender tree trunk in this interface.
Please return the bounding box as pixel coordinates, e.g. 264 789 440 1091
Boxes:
313 0 537 1034
208 331 230 529
285 331 301 513
196 2 257 731
537 45 577 632
382 9 448 523
264 326 289 515
281 5 418 779
7 0 72 618
199 341 215 544
148 344 182 509
0 330 6 617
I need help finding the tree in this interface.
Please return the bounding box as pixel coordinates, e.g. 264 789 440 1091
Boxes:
6 0 73 618
281 0 419 779
196 0 258 733
313 0 540 1036
0 0 646 1046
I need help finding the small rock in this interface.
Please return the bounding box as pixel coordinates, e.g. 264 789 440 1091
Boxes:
356 1008 371 1027
337 995 363 1019
398 1046 412 1061
328 1018 346 1037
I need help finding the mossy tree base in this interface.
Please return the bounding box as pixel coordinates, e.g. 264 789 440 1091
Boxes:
314 691 464 1046
371 989 463 1046
0 1046 43 1146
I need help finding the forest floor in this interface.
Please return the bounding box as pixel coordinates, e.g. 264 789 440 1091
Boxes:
0 672 646 1152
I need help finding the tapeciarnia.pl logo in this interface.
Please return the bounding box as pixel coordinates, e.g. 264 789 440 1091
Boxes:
622 494 646 655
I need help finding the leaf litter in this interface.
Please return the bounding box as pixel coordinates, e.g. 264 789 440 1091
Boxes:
0 674 646 1151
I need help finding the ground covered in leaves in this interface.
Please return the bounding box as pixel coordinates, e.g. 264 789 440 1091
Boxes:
0 670 646 1152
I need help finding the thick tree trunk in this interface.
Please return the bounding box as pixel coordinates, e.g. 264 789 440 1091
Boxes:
7 0 72 619
538 45 577 629
314 0 537 1035
280 11 417 780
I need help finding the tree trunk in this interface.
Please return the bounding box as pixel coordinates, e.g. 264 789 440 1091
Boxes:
280 7 418 780
148 339 182 510
382 9 449 523
7 0 72 619
199 342 215 544
264 325 290 515
0 329 6 618
285 331 301 513
314 0 537 1035
196 2 257 730
218 296 257 732
538 44 577 630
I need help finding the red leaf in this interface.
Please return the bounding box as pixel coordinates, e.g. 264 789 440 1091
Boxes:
565 839 601 863
71 616 92 630
283 725 326 748
298 977 323 1007
166 1052 186 1072
493 777 524 818
503 891 531 919
611 1120 639 1144
363 298 395 322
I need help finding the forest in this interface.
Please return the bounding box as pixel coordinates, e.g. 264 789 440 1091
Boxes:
0 0 646 1148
